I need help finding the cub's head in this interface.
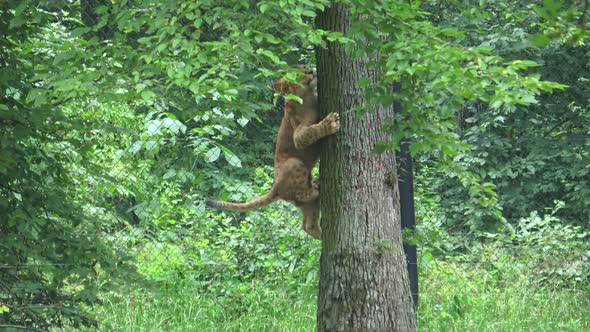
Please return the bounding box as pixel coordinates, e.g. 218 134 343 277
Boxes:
272 66 315 96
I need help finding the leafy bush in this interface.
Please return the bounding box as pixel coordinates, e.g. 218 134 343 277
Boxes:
417 194 590 290
481 202 590 289
131 207 320 290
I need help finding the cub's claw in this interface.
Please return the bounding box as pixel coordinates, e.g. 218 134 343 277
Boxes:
323 112 340 134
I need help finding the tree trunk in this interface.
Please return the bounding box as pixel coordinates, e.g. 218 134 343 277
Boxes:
316 4 417 332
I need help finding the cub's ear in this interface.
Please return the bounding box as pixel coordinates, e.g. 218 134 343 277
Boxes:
272 79 290 95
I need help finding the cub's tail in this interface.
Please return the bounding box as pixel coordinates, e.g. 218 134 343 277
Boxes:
206 190 278 212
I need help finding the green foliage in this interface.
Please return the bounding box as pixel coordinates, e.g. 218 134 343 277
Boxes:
342 0 571 229
130 172 321 298
350 0 566 158
532 0 590 45
418 0 590 228
2 0 589 329
418 260 590 332
416 196 590 330
481 202 590 288
417 196 590 290
1 2 140 329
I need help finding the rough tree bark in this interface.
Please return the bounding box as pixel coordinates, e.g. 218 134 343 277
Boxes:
316 4 417 332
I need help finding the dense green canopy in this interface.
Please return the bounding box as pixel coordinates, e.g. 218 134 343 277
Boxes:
1 0 588 329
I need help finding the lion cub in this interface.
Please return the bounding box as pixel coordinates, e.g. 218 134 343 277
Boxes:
206 67 340 239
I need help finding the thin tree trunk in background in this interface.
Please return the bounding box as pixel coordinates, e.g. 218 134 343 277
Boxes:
316 4 417 332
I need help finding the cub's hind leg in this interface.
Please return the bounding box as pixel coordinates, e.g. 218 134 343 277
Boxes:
296 176 320 203
298 199 321 240
294 183 319 203
276 158 318 203
276 158 321 239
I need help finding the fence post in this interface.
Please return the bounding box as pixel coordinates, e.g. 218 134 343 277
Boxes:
398 139 418 310
394 94 418 311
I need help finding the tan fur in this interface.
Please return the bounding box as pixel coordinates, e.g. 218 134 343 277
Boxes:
206 67 340 239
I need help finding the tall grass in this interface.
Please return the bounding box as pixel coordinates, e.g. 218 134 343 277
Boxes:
418 261 590 331
87 261 589 331
90 286 316 332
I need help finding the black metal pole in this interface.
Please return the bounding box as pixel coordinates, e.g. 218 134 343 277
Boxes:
398 138 418 310
393 92 418 310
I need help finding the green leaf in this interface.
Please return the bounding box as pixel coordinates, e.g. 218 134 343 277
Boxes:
532 34 551 48
255 48 284 64
129 141 143 153
161 118 187 134
520 94 538 104
302 10 316 18
373 140 394 155
510 60 540 69
237 117 249 127
141 90 156 102
224 151 242 168
544 0 562 13
163 170 176 179
491 99 503 109
440 28 464 38
284 94 303 104
205 147 221 163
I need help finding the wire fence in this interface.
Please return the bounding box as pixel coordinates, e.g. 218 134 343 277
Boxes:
2 2 590 331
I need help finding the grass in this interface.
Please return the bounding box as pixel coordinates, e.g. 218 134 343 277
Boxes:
86 261 589 331
90 286 316 332
418 261 590 331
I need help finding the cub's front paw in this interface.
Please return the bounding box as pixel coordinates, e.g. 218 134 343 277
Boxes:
323 112 340 135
